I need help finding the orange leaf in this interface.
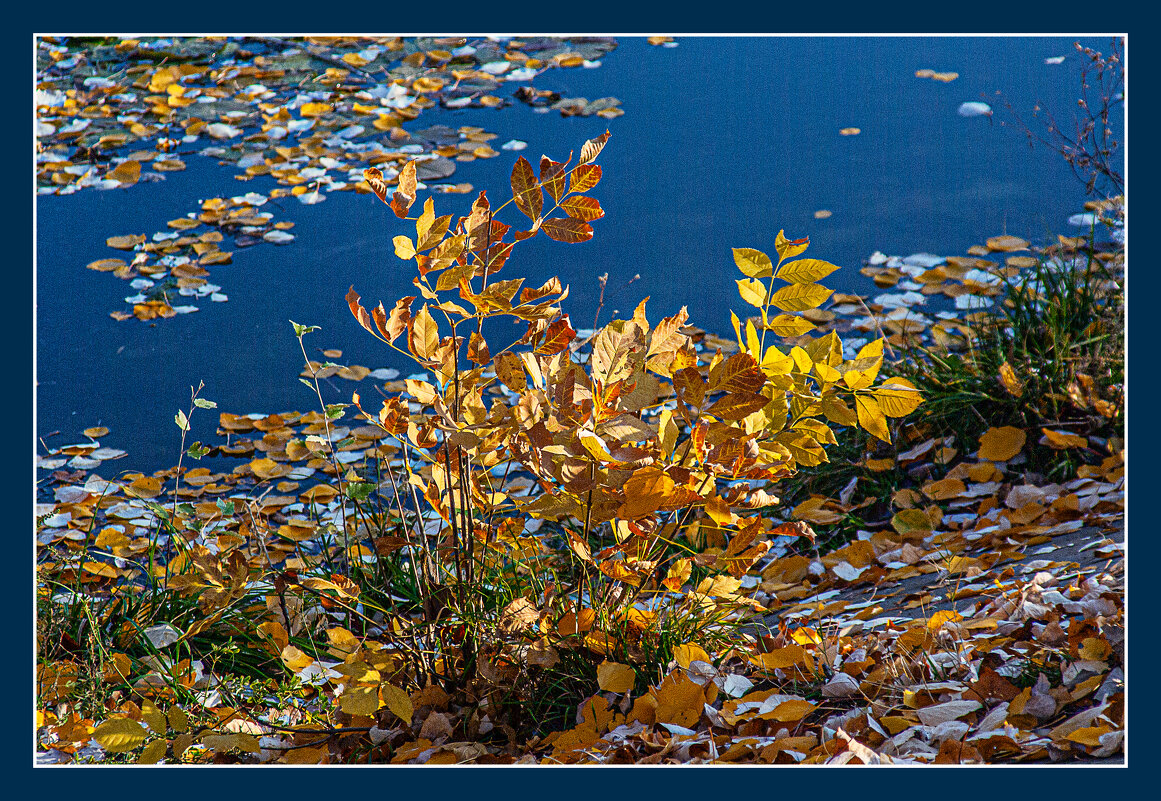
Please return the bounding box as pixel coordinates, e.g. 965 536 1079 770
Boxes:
559 195 604 221
510 156 543 221
978 426 1026 462
569 164 602 194
541 217 593 243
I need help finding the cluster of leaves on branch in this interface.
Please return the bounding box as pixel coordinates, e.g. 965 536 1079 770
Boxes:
337 131 924 709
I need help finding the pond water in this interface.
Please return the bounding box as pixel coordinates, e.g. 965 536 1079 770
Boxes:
36 35 1120 474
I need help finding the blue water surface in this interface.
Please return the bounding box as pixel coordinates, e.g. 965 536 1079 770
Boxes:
36 36 1121 473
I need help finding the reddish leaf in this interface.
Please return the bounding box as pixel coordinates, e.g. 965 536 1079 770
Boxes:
510 156 543 221
706 392 768 420
541 218 593 244
536 315 577 355
539 156 568 202
559 195 604 221
569 164 602 194
346 286 386 342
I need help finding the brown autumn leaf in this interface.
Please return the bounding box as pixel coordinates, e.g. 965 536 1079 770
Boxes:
391 161 417 218
536 315 577 355
539 156 567 202
559 195 604 221
569 164 602 194
541 217 593 243
510 156 543 221
108 160 141 185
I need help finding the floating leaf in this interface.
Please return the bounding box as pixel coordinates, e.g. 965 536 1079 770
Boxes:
108 160 141 185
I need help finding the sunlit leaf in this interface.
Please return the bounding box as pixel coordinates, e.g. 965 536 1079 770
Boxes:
541 217 593 243
776 258 841 284
768 283 833 312
732 248 773 278
578 129 611 165
597 661 636 694
93 718 148 753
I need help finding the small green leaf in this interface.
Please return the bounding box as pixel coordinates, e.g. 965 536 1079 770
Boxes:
345 482 376 502
186 442 209 459
193 398 217 409
175 410 189 431
290 320 320 337
325 404 347 421
216 499 236 516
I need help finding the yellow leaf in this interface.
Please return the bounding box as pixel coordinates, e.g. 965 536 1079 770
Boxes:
1065 726 1113 748
843 369 875 391
927 610 963 630
619 468 677 519
381 684 413 723
136 738 167 764
736 278 768 308
393 235 416 260
922 477 966 500
775 258 841 284
732 247 773 278
750 645 805 670
299 102 332 117
1040 428 1087 449
93 718 148 752
280 644 314 672
891 508 933 536
673 643 711 669
856 338 885 361
108 160 141 185
978 426 1027 462
855 394 891 443
768 283 833 312
770 699 816 721
766 314 815 337
774 230 809 261
874 378 922 417
140 700 167 735
409 304 438 361
597 661 636 693
340 685 381 717
998 361 1024 398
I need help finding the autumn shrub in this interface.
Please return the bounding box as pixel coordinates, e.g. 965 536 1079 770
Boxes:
331 130 922 731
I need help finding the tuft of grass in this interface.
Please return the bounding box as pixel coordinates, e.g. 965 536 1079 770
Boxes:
901 229 1122 479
